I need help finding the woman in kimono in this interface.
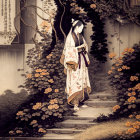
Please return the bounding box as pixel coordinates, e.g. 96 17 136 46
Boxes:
60 19 91 110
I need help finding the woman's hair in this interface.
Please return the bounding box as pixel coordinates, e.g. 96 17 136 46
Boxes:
72 20 84 33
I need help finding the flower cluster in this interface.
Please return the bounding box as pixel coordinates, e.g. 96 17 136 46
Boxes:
48 104 59 110
38 128 46 133
127 96 136 103
26 74 32 79
122 48 134 55
112 105 120 112
44 88 52 94
46 53 53 59
16 111 24 116
130 76 139 81
109 52 116 59
122 65 130 70
32 102 42 110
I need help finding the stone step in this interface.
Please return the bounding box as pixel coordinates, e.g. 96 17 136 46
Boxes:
84 100 117 107
42 134 74 140
46 128 83 134
89 94 116 100
64 116 95 120
55 119 96 128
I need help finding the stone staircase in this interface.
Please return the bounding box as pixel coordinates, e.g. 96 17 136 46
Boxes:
42 72 117 140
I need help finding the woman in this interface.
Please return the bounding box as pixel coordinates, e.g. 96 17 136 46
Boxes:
60 19 91 111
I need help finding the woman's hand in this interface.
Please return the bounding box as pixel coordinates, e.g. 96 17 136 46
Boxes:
77 44 85 49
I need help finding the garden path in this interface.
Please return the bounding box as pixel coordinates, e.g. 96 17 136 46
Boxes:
42 61 117 140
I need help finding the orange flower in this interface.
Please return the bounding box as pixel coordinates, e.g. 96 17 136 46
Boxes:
35 73 40 77
48 79 54 83
32 102 42 110
133 83 140 91
26 74 32 78
128 88 132 91
40 20 51 28
127 92 132 96
130 76 139 81
128 96 136 103
129 115 133 118
127 128 137 134
16 111 24 116
35 69 42 73
108 70 112 75
48 105 53 110
40 72 48 76
118 68 122 72
109 53 116 59
55 89 59 93
125 121 132 127
54 104 59 109
111 67 115 70
113 105 120 112
115 63 120 67
136 115 140 119
16 130 23 134
44 88 52 94
30 120 37 125
90 4 97 9
132 92 136 96
38 128 46 133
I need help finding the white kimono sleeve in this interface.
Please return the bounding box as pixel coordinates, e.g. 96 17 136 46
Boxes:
63 33 78 70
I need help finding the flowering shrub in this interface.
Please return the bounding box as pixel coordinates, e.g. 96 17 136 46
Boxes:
108 43 140 117
107 43 140 139
7 37 71 136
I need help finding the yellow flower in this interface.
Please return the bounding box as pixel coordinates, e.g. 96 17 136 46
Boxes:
38 128 46 133
125 121 132 127
136 115 140 119
49 99 55 105
16 111 24 116
127 128 137 134
32 102 42 110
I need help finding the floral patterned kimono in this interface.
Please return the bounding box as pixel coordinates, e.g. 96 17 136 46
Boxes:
60 28 91 106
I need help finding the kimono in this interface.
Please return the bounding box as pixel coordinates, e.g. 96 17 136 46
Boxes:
60 28 91 106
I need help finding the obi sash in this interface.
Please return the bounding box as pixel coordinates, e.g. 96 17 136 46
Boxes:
72 32 89 69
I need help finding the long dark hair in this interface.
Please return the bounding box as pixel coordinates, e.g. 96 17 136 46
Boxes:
71 20 84 46
72 20 84 33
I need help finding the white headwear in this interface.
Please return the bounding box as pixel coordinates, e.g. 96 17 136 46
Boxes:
71 18 79 26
